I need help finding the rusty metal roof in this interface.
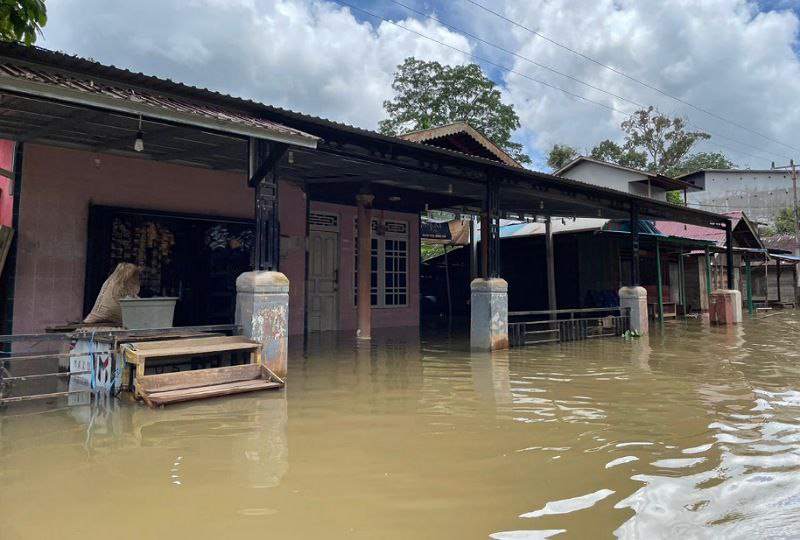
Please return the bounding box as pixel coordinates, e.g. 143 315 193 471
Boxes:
0 44 317 148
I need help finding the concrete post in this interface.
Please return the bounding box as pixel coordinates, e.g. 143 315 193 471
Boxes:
356 193 374 340
619 286 648 334
236 271 289 379
709 289 743 325
470 278 509 351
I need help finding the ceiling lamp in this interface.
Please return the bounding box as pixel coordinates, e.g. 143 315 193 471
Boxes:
134 116 144 152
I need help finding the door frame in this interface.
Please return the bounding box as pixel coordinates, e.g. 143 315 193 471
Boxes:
307 211 340 332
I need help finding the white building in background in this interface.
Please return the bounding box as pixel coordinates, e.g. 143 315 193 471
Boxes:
679 169 796 225
555 156 699 201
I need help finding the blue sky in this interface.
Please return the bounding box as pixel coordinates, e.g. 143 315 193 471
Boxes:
41 0 800 171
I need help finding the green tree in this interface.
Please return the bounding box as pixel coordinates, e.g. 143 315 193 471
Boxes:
775 207 797 235
620 106 710 173
666 191 684 205
380 58 530 164
590 139 647 169
0 0 46 45
546 143 579 171
666 151 735 178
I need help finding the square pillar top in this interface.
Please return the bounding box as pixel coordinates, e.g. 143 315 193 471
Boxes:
470 278 508 292
236 271 289 294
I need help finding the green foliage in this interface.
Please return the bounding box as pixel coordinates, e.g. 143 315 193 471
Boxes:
546 143 578 171
665 191 684 205
774 207 797 235
590 139 647 169
620 106 710 173
421 243 445 261
759 224 776 237
581 107 713 174
666 151 735 178
380 58 530 164
0 0 46 45
622 329 643 339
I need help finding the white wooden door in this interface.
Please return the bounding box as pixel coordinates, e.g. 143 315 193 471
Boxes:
308 230 339 331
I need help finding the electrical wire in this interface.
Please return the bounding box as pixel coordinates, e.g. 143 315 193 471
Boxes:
464 0 800 154
336 0 778 165
384 0 791 163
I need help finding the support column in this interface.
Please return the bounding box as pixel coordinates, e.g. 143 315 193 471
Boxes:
704 247 713 296
236 271 289 378
777 259 782 303
710 289 743 325
470 278 508 351
469 216 478 281
545 217 557 318
480 212 489 278
356 193 374 340
745 256 753 315
630 203 641 286
725 219 735 290
656 239 664 321
619 286 648 334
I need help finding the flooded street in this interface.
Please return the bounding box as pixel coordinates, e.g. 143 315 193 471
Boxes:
4 315 800 539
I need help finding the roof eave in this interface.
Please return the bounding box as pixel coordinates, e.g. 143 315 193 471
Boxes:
0 73 319 149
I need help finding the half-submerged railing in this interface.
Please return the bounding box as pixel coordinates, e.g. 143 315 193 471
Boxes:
508 307 630 347
0 324 239 404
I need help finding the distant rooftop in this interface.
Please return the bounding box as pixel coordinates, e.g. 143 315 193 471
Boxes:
399 122 521 167
556 156 700 192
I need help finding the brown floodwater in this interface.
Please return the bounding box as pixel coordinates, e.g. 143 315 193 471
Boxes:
3 314 800 539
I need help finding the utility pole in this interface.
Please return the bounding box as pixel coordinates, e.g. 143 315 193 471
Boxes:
792 159 800 298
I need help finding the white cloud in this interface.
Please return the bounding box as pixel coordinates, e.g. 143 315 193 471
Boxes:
40 0 800 170
495 0 800 169
42 0 472 128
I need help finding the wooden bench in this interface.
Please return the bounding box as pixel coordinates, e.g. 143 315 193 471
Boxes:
124 336 283 406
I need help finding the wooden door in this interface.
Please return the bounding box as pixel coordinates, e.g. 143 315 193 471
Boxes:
308 230 339 331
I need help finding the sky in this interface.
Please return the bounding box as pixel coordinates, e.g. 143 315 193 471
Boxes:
39 0 800 171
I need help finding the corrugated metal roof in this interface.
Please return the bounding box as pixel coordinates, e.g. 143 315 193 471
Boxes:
0 47 318 147
655 211 744 245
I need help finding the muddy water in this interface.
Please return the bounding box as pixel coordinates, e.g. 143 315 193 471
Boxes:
3 315 800 539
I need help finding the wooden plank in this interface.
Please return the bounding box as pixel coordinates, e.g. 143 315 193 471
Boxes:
0 390 89 403
147 380 282 405
137 363 262 393
129 335 250 351
129 340 260 361
3 370 90 381
0 226 13 278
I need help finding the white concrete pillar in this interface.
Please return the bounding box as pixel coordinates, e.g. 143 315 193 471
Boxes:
236 271 289 378
619 286 648 334
709 289 743 325
470 278 509 351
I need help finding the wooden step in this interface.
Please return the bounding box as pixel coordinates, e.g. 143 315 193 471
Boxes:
147 379 282 405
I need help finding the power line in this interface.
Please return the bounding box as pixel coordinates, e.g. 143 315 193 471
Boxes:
464 0 800 154
384 0 791 163
334 0 775 166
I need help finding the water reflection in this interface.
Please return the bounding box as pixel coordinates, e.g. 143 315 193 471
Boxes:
2 315 800 538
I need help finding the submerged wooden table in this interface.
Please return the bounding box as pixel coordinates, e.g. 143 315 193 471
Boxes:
124 335 283 407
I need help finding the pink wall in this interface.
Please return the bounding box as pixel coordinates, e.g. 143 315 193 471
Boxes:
310 201 420 331
13 143 417 335
14 144 255 333
0 140 15 227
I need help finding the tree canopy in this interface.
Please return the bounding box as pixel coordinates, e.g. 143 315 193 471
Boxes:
547 106 724 176
774 207 797 235
380 58 530 164
665 151 735 178
546 143 578 170
0 0 46 45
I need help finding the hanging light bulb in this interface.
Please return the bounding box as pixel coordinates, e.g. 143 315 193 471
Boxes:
134 116 144 152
